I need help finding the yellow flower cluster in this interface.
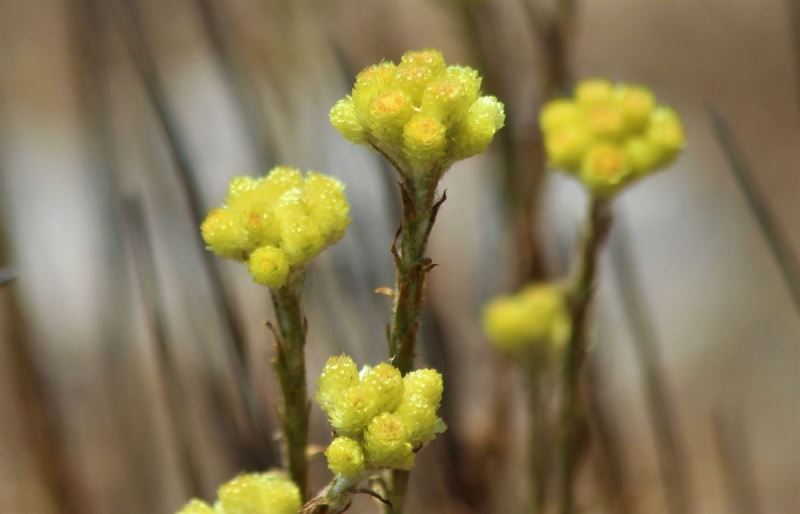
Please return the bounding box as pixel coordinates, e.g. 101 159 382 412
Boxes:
316 355 445 475
330 49 505 180
200 166 351 288
175 471 301 514
541 79 685 197
483 283 571 355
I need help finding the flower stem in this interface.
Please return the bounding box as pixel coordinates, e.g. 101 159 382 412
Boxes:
558 197 613 514
300 473 366 514
271 271 310 500
383 177 444 514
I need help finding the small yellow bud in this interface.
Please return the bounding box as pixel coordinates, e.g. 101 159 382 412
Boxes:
580 143 633 197
584 101 627 141
400 49 446 76
329 383 380 437
647 106 685 165
365 90 414 146
421 67 480 126
352 62 397 116
394 63 440 104
325 436 366 476
545 124 594 173
176 499 215 514
329 97 366 144
616 84 655 132
303 172 351 245
217 472 301 514
362 362 404 413
402 369 443 408
625 136 664 175
394 399 439 445
201 208 250 261
317 355 359 411
539 99 582 134
575 78 615 106
226 176 259 203
363 412 415 470
402 114 447 171
247 246 289 288
451 95 506 160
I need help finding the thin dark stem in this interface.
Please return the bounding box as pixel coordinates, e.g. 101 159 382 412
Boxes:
559 197 612 514
708 107 800 314
610 216 695 514
122 196 204 497
270 272 310 500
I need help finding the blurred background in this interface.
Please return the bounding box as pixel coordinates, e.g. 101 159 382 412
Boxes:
1 0 798 513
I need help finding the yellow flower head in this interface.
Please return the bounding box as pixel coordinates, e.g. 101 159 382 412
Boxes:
315 356 445 475
483 283 571 357
201 166 351 288
174 472 300 514
540 79 685 196
330 49 505 181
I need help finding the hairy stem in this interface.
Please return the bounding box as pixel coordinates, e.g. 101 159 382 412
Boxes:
300 473 366 514
271 271 310 500
558 197 612 514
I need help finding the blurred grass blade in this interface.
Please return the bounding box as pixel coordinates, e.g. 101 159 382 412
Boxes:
711 404 762 514
0 265 15 286
609 216 695 514
122 194 205 497
111 0 275 467
708 107 800 314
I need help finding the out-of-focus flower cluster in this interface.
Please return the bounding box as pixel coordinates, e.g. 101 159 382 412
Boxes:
315 356 445 475
330 49 505 180
541 79 685 197
175 472 301 514
200 166 350 288
483 283 571 358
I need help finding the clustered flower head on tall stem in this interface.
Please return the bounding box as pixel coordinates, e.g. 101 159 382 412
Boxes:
300 356 445 513
201 165 351 500
328 49 504 513
540 79 686 514
175 471 301 514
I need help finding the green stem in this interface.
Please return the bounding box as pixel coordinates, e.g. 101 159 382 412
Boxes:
558 197 613 514
300 473 366 514
271 271 310 500
383 178 443 513
527 368 548 514
389 179 440 374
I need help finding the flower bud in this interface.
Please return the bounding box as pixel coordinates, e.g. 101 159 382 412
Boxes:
580 143 633 198
303 172 351 245
451 95 505 160
329 98 366 144
351 62 397 117
625 136 664 175
400 49 446 76
226 176 259 203
217 472 301 514
317 355 359 411
394 399 439 445
575 78 614 107
247 246 289 288
616 84 655 132
366 90 414 146
175 499 215 514
362 362 404 413
545 125 594 173
329 383 380 437
402 369 443 408
402 114 447 172
364 413 415 470
539 99 581 134
201 208 250 261
647 107 685 165
421 67 480 126
325 436 366 477
584 101 627 141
